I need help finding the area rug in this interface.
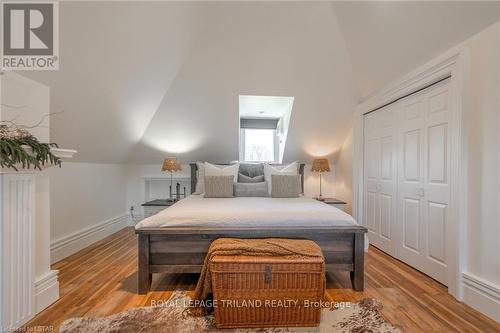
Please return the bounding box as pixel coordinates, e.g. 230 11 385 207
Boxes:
60 291 402 333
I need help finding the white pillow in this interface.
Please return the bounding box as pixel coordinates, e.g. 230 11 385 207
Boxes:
204 162 239 180
194 162 239 194
264 162 298 195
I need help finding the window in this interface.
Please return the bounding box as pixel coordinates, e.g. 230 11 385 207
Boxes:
238 95 294 163
240 128 278 162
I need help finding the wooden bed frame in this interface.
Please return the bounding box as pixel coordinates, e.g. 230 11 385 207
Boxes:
135 163 367 294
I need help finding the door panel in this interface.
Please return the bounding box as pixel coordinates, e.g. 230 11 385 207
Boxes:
403 197 420 252
365 191 377 232
404 130 421 181
428 124 447 184
422 83 451 284
396 80 450 285
397 93 425 270
363 106 397 255
366 138 380 180
427 202 447 264
380 194 392 239
381 136 393 180
428 89 448 115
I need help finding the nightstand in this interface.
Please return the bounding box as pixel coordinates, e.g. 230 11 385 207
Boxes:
316 197 347 211
141 199 177 218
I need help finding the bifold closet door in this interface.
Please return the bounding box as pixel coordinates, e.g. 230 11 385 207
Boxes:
397 80 450 285
363 105 397 256
363 79 451 285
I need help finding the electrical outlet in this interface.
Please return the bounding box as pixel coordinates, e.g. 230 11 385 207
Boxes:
130 206 134 211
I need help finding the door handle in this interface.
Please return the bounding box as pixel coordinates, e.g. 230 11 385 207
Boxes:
417 188 425 197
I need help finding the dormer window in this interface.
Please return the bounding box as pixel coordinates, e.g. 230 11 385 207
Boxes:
239 95 294 163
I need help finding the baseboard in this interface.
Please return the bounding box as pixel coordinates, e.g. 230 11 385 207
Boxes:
462 272 500 323
50 213 129 263
35 270 59 313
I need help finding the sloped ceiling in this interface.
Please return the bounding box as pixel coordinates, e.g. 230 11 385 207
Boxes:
332 1 500 98
19 1 500 164
130 2 358 164
22 2 207 163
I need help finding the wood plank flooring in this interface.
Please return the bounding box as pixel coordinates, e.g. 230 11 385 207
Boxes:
25 227 499 332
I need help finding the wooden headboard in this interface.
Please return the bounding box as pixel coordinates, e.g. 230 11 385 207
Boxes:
189 163 306 194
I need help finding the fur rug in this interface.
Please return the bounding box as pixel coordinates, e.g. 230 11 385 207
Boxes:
60 291 402 333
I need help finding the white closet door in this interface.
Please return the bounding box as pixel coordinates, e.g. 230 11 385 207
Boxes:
363 105 397 256
422 82 451 284
397 92 427 273
397 80 450 285
363 79 451 285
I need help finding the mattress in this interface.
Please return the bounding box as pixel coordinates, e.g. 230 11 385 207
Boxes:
136 195 368 250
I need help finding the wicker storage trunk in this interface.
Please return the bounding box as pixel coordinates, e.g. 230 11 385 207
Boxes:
210 255 325 329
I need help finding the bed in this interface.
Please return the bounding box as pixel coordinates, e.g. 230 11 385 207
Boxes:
134 163 367 294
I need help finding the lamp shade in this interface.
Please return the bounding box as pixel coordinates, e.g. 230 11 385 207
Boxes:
161 157 182 172
311 158 330 173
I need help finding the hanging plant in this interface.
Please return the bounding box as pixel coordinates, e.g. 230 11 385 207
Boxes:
0 124 62 171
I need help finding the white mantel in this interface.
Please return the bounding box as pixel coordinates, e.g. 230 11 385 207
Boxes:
1 70 78 330
51 148 78 159
0 149 76 330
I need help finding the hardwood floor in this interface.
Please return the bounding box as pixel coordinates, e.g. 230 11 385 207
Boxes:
26 227 499 332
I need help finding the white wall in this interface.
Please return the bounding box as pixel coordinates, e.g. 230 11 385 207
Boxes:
333 130 353 214
125 164 192 216
460 22 500 320
303 163 336 199
49 162 128 263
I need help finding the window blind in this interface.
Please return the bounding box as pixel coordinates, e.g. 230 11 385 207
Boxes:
240 118 279 129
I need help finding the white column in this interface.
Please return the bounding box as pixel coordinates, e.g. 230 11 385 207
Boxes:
0 173 36 330
33 172 59 314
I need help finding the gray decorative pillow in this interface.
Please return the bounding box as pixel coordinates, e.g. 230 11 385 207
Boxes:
204 175 234 198
239 163 264 178
271 174 301 198
238 173 265 183
234 182 269 197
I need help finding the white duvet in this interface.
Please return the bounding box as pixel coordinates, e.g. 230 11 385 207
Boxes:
137 195 356 228
136 195 368 250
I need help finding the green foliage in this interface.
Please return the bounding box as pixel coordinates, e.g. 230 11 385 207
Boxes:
0 134 61 171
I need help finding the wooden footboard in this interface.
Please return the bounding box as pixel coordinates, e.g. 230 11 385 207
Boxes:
135 226 367 294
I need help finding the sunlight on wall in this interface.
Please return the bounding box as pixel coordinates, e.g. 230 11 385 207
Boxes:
302 134 341 158
303 144 339 159
142 127 206 154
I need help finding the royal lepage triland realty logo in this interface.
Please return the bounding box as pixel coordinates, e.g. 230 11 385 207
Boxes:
1 1 58 70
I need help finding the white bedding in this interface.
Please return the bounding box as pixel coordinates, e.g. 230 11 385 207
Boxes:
136 195 368 250
136 195 362 228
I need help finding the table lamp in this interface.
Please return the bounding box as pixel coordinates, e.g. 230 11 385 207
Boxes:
311 158 330 201
161 157 182 200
